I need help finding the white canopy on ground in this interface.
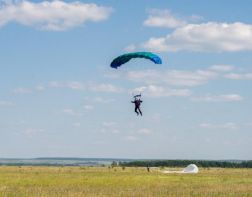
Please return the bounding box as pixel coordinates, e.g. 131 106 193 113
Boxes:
182 164 199 173
160 164 199 174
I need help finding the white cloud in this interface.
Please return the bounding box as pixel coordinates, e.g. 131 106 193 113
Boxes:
102 121 117 127
49 81 85 90
84 96 115 103
192 94 243 102
94 97 115 103
49 81 123 93
24 128 45 138
150 113 162 123
0 0 112 31
12 84 46 94
199 122 239 130
132 87 143 93
124 135 138 141
84 105 94 111
133 85 191 98
244 122 252 128
92 140 107 145
100 121 119 134
124 44 137 52
143 9 186 28
209 65 235 72
143 37 169 52
0 100 14 107
88 83 123 93
127 69 217 87
13 87 32 94
62 108 82 116
0 0 13 6
110 129 119 134
100 128 119 134
190 15 204 22
123 65 250 89
106 65 226 88
142 22 252 52
35 85 46 91
224 73 252 80
73 122 81 127
124 65 249 89
137 128 152 134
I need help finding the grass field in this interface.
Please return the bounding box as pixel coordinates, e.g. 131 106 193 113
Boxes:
0 166 251 196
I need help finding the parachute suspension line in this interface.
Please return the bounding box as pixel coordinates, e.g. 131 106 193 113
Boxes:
133 93 142 99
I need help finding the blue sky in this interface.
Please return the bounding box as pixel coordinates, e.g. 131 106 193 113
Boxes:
0 0 251 159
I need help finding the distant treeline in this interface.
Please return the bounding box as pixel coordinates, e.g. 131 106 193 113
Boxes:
119 160 252 168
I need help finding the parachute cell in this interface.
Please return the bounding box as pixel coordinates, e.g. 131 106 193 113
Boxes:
110 52 162 69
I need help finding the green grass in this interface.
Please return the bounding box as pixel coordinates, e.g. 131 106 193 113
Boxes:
0 166 251 196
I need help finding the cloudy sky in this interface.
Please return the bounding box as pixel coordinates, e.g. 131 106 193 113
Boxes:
0 0 251 159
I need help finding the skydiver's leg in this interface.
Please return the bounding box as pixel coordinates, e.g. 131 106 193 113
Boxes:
135 107 139 115
138 107 142 116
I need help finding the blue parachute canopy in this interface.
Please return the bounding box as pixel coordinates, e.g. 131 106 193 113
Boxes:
110 52 162 69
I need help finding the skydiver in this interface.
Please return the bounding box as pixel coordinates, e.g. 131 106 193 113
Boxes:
147 164 150 172
131 96 143 116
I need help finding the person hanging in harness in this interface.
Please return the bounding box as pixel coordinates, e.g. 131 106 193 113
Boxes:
131 94 143 116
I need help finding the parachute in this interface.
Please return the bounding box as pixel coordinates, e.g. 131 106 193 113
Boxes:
160 164 199 174
110 52 162 69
